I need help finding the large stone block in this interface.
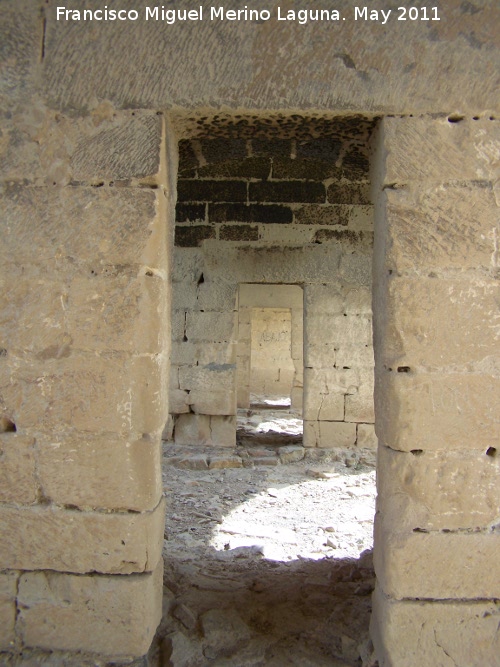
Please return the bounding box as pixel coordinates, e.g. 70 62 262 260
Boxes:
377 444 500 532
0 498 165 574
345 382 375 423
377 276 500 368
0 570 18 650
17 559 163 658
375 371 500 452
37 434 162 511
0 0 41 110
0 263 169 355
196 281 238 311
71 114 162 180
303 420 357 448
179 364 235 393
306 314 372 348
189 389 236 416
202 243 343 285
0 353 168 435
371 585 500 667
383 116 500 184
174 413 211 446
169 388 190 414
210 416 237 447
303 368 345 421
0 434 37 504
357 423 377 449
42 0 498 114
0 186 163 267
382 183 499 273
185 311 236 343
335 343 374 369
374 521 500 600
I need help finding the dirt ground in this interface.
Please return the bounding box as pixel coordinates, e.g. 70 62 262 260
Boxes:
153 434 378 667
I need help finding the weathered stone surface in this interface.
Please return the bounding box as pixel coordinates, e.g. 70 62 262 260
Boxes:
71 115 161 180
17 559 163 658
279 446 305 464
210 416 237 448
0 570 18 650
357 423 377 449
0 434 37 504
0 498 165 574
0 186 162 266
377 276 500 368
169 388 190 414
37 434 162 511
174 414 211 446
303 369 345 421
0 353 168 435
171 341 236 366
185 311 236 343
377 444 500 532
0 1 41 110
382 183 499 273
306 314 372 346
179 364 235 394
345 384 375 423
208 455 242 469
42 1 499 113
375 371 500 452
189 389 235 416
304 420 357 449
374 522 500 600
383 116 500 184
371 585 500 667
0 263 168 355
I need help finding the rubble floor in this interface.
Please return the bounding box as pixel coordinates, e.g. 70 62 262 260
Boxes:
154 441 378 667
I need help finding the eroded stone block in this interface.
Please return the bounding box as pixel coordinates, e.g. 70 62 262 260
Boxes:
0 434 37 504
18 559 163 658
374 521 500 600
0 498 165 574
371 585 500 667
0 570 18 650
383 116 500 184
375 371 500 452
37 434 162 511
377 444 500 531
383 183 498 273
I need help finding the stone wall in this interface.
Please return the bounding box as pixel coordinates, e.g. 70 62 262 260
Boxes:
0 106 174 658
1 0 498 662
169 118 376 449
370 115 500 666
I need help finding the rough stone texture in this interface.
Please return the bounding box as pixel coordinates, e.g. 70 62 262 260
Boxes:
356 424 377 449
0 434 37 504
0 353 168 435
371 585 500 667
375 372 500 452
17 559 163 658
0 498 165 574
382 183 498 274
304 421 357 449
0 570 18 650
376 276 500 368
374 521 500 601
41 1 499 113
0 187 162 266
377 444 500 532
383 116 500 183
36 434 162 511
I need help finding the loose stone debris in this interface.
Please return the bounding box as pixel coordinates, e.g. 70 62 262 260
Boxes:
151 445 378 666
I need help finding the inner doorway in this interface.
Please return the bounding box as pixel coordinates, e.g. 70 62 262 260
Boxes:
236 283 304 448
